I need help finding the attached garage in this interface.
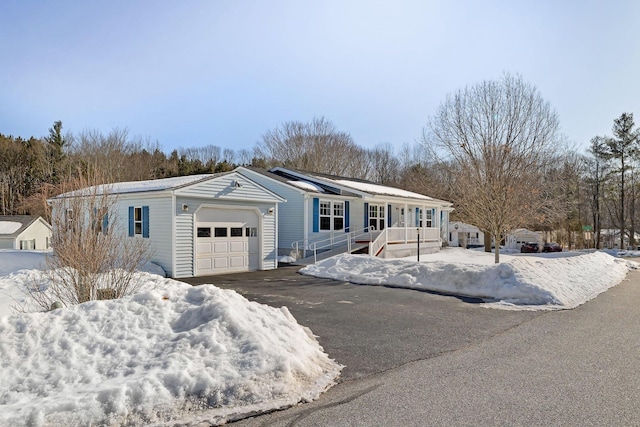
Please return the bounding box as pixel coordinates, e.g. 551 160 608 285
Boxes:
51 170 285 279
195 207 260 275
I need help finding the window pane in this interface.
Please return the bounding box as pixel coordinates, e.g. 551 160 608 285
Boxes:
135 223 142 235
320 201 331 216
246 227 258 237
197 227 211 238
320 217 331 230
333 202 344 216
334 217 344 230
214 227 228 237
380 206 385 218
369 219 377 230
134 207 142 221
369 205 377 217
230 227 243 237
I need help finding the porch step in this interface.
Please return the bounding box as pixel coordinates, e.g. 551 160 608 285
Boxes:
291 242 370 266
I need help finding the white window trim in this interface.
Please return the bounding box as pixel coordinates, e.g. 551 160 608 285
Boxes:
134 206 143 236
319 200 345 232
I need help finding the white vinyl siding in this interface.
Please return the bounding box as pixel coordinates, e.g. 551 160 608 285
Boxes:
236 169 305 255
115 195 174 277
175 212 194 278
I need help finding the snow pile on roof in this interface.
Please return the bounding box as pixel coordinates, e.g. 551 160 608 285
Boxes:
300 249 636 310
0 221 22 235
287 180 325 193
332 179 434 201
58 174 215 197
0 254 341 426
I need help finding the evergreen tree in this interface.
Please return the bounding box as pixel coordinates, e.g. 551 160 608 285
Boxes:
601 113 640 248
45 120 67 183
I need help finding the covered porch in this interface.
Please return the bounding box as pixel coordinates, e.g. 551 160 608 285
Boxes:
364 201 446 258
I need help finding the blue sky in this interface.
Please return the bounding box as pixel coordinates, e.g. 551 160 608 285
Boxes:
1 0 639 154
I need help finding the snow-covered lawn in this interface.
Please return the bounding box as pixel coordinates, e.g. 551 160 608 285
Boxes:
1 247 637 425
300 248 638 310
0 250 341 426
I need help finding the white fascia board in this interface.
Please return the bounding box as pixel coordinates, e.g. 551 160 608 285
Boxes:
363 195 451 207
227 169 287 202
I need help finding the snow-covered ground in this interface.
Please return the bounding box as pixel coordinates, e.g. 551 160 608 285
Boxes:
1 247 637 426
300 248 638 310
0 250 341 426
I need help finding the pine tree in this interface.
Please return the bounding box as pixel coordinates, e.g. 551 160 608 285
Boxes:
602 113 640 249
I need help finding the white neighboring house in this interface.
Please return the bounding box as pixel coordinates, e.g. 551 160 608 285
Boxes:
0 215 52 250
237 166 453 260
49 171 285 278
506 228 543 250
448 222 485 248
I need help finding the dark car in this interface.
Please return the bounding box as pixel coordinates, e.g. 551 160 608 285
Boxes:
542 242 562 252
520 242 540 253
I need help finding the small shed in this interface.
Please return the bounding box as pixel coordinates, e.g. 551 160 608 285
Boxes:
0 216 52 250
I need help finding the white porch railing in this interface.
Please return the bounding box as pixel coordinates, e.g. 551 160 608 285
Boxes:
369 227 440 257
291 227 379 263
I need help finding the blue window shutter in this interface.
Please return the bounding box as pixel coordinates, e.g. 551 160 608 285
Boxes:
312 198 319 233
345 201 350 232
432 209 436 226
415 207 420 227
142 206 150 238
103 213 109 234
364 202 369 230
387 205 392 227
128 207 134 237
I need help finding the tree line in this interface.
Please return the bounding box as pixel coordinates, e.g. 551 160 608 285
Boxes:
2 76 639 253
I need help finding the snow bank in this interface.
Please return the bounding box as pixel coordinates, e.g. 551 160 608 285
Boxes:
0 249 47 276
0 250 165 315
300 250 636 310
0 278 341 426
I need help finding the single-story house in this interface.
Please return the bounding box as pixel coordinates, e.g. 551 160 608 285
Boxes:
0 215 52 250
236 166 453 259
505 228 543 250
50 171 285 278
448 222 485 248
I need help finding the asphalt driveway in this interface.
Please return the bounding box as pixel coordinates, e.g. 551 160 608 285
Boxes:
181 265 542 381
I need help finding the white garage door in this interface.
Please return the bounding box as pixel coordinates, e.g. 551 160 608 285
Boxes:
195 208 259 276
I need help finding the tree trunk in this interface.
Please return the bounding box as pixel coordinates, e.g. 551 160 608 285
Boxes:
483 231 492 253
620 157 625 249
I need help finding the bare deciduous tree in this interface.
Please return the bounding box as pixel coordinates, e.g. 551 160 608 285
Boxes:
26 172 153 311
425 74 561 263
256 117 368 177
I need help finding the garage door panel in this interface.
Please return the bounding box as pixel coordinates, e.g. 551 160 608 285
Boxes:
214 242 229 253
213 257 229 269
229 256 246 268
229 241 245 252
197 242 213 254
196 258 212 270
